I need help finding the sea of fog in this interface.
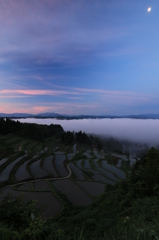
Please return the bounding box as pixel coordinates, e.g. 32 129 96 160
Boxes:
16 118 159 146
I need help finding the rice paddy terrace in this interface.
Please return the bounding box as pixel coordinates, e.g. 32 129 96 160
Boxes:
0 134 138 218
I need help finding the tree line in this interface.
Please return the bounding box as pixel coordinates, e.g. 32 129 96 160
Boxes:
0 118 64 141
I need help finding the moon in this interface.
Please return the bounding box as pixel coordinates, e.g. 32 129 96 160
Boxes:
147 7 151 12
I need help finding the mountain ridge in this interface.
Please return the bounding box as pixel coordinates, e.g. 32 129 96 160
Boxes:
1 112 159 119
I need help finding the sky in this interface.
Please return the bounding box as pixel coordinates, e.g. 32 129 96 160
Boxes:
0 0 159 115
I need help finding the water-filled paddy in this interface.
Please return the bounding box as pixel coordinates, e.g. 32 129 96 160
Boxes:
0 155 27 181
70 164 85 180
93 159 100 168
102 161 125 179
83 152 92 159
30 159 48 178
93 150 104 159
43 155 58 177
93 159 120 181
88 169 100 175
97 167 118 182
111 153 128 161
34 181 51 191
93 175 116 185
0 158 8 166
17 183 32 191
83 159 91 168
76 160 83 168
15 159 31 181
54 154 67 177
52 179 92 206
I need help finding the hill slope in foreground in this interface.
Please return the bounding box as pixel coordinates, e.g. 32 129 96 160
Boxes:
0 119 159 239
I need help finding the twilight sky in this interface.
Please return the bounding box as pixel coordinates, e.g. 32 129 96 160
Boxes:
0 0 159 115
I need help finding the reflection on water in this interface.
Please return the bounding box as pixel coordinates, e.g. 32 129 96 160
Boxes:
16 118 159 146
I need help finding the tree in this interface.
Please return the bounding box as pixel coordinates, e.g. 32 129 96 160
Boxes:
0 194 45 239
61 131 74 144
76 131 91 145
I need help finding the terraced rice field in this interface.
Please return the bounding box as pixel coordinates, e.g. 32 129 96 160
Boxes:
30 159 48 178
33 181 52 191
0 136 135 218
102 160 126 179
67 153 75 161
129 155 137 166
15 159 32 181
116 159 122 167
76 159 83 168
0 187 61 218
83 152 92 159
0 158 8 166
0 155 27 181
54 153 68 177
52 179 93 206
84 159 91 168
43 155 58 177
18 182 32 190
70 163 85 180
111 153 128 161
93 150 104 159
93 174 116 185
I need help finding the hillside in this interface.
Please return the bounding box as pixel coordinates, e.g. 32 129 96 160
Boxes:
0 118 159 239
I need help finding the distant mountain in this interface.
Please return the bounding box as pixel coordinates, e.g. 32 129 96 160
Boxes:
0 112 159 119
126 114 159 119
0 112 61 118
0 113 34 118
35 112 61 118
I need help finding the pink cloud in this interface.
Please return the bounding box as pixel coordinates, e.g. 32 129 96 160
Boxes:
0 102 28 113
32 106 52 113
0 107 4 112
0 101 100 115
0 89 79 96
1 87 158 115
1 88 158 104
0 95 28 99
1 87 122 98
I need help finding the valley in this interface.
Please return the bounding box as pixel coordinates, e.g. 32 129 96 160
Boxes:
0 133 134 218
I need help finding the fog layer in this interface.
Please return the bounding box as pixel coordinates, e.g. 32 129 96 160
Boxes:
16 118 159 146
